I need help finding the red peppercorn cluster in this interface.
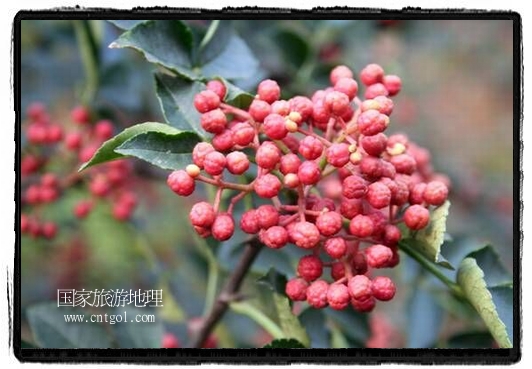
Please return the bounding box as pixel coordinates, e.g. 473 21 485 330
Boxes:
167 65 449 312
21 104 140 239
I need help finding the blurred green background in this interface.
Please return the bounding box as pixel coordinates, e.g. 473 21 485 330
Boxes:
20 19 514 348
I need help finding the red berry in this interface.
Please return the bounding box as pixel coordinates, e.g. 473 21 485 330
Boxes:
330 65 354 85
342 175 368 199
249 99 271 122
256 141 281 170
423 181 449 206
192 142 215 168
78 145 98 163
360 64 384 86
366 181 392 209
26 124 47 144
365 244 393 268
349 215 375 238
357 110 389 136
324 91 350 116
261 226 288 249
361 133 387 157
64 132 83 150
90 176 111 197
281 135 300 153
404 204 430 230
409 183 427 205
382 75 402 96
285 278 308 301
254 174 281 198
162 333 180 348
340 198 363 219
71 105 90 124
41 221 57 239
351 296 376 313
167 170 195 196
256 205 279 229
326 143 350 167
311 101 331 128
203 151 226 176
194 90 221 113
348 275 372 300
284 173 300 188
383 224 402 246
290 221 321 249
297 161 321 185
113 202 133 221
334 77 358 101
372 276 396 301
74 200 93 219
257 79 281 104
240 209 260 234
263 113 288 140
46 124 63 143
212 213 235 241
365 83 389 99
279 153 301 175
27 102 47 121
297 255 323 281
271 100 290 116
352 252 368 275
189 202 216 228
373 96 394 116
330 262 346 281
40 173 58 187
21 214 30 233
306 280 329 308
316 211 343 236
206 80 227 100
289 96 314 121
327 283 350 310
21 155 41 175
226 151 249 175
200 109 227 134
94 120 114 140
390 154 416 174
298 136 323 160
39 185 59 203
24 185 41 204
230 122 255 147
212 129 234 151
324 237 347 259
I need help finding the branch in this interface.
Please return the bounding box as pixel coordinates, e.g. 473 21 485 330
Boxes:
190 238 262 348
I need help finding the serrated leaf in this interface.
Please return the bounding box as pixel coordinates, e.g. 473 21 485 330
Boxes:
79 122 182 171
466 246 512 287
27 302 112 348
217 77 254 109
256 268 288 296
110 20 196 80
272 293 310 347
263 338 305 348
115 131 201 171
111 306 163 348
403 201 453 269
154 73 206 137
406 287 443 348
457 257 513 348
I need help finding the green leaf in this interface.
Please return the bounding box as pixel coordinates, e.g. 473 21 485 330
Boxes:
198 20 232 65
263 338 305 348
406 287 443 348
445 331 495 348
466 246 512 287
403 201 453 269
111 307 163 348
109 20 196 80
272 293 309 347
325 308 370 345
79 122 182 171
218 77 254 109
256 268 288 296
26 302 112 348
107 20 148 30
154 73 206 136
115 131 201 171
272 28 311 69
299 308 330 348
457 257 513 348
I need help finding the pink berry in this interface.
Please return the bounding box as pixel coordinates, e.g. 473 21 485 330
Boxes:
352 252 368 275
383 224 402 246
248 99 271 122
366 181 392 209
360 64 384 86
297 161 321 185
365 244 393 268
374 95 394 115
357 110 389 136
162 333 180 348
78 145 98 163
349 215 375 238
90 176 110 197
316 211 343 236
390 154 417 174
21 214 30 233
189 202 216 228
240 209 260 234
46 124 63 143
71 105 90 124
348 275 372 300
311 101 331 127
192 142 215 168
261 226 288 249
40 173 58 188
64 132 83 150
364 83 389 99
94 120 114 140
382 75 402 96
257 79 281 104
306 280 329 308
203 151 226 176
297 255 323 281
372 276 396 301
256 205 279 229
404 204 430 230
194 225 211 238
327 283 350 310
290 221 321 249
113 202 133 221
289 96 314 121
298 136 323 160
330 65 354 85
409 183 427 205
206 80 227 100
200 109 227 134
361 133 387 157
342 175 368 199
326 143 350 167
212 129 234 151
41 221 57 239
226 151 250 175
39 185 58 203
324 237 347 259
334 77 358 100
231 122 255 146
27 102 47 121
21 155 41 175
330 262 346 281
27 124 47 144
254 174 281 198
284 173 300 188
351 296 376 313
279 153 301 175
24 185 41 204
285 278 308 301
167 170 195 196
263 113 288 140
256 141 281 170
340 198 363 219
271 100 290 116
212 213 235 241
194 90 221 113
324 91 350 116
423 181 449 206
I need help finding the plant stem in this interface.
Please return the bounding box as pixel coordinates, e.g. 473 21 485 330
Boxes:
190 238 262 348
398 241 465 299
73 20 100 106
230 301 284 340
